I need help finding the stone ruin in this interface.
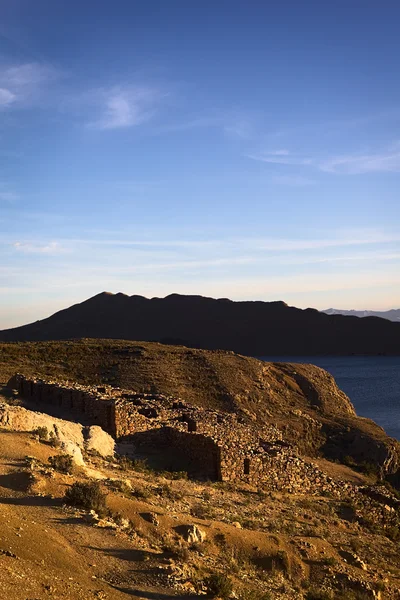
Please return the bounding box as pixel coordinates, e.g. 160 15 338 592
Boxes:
7 373 340 493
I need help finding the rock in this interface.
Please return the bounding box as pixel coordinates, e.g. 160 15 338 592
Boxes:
85 425 115 457
0 402 84 447
232 521 242 528
0 402 114 460
95 518 118 529
141 512 160 526
339 550 368 571
178 524 206 544
84 510 99 524
60 441 85 467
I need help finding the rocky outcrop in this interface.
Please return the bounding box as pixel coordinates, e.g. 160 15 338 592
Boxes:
322 419 400 479
0 402 115 459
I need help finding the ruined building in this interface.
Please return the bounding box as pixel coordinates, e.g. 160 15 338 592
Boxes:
7 373 338 494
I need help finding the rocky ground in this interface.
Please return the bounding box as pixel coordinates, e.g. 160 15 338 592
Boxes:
0 421 399 599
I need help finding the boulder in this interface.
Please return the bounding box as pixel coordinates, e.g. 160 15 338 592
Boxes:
177 524 206 544
60 441 85 467
85 425 115 457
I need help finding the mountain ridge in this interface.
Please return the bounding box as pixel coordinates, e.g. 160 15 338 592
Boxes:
0 291 399 355
323 307 400 322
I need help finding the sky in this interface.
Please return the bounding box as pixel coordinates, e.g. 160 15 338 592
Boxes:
0 0 400 329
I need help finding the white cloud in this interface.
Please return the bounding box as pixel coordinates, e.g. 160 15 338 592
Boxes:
12 241 64 254
267 149 290 156
247 153 313 166
320 150 400 174
248 144 400 175
0 87 15 107
87 86 162 130
2 63 54 87
0 62 58 108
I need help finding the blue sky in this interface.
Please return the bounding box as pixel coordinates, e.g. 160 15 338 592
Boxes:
1 0 400 328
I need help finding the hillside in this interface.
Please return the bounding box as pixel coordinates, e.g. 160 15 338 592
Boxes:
1 339 399 483
323 308 400 322
1 346 400 598
1 292 400 355
1 426 400 599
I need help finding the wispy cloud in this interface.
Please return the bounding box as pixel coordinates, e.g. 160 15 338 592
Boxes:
155 110 255 139
247 152 313 167
12 241 64 254
0 62 58 108
248 143 400 175
267 149 290 156
320 148 400 174
87 86 164 130
0 87 15 107
7 227 398 256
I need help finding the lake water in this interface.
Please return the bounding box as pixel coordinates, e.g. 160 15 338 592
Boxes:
260 356 400 441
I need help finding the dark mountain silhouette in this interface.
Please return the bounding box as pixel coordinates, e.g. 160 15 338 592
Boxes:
323 308 400 322
0 292 399 355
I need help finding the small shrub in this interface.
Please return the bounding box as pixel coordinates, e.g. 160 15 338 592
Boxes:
349 537 363 552
109 479 132 495
131 485 151 500
214 532 227 547
117 456 135 471
321 556 337 566
335 592 372 600
241 591 272 600
343 455 357 468
386 525 400 541
257 488 268 501
133 458 150 472
48 454 74 474
33 426 49 441
305 588 334 600
380 480 400 500
204 573 233 599
157 483 184 501
190 540 207 553
191 502 217 520
48 431 61 448
273 550 291 575
64 481 107 514
360 461 380 478
172 470 188 480
117 456 150 473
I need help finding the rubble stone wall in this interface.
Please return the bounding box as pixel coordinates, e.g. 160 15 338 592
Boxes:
9 374 115 434
7 374 338 491
131 427 221 480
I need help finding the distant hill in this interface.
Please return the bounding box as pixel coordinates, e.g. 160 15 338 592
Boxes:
0 292 399 355
323 308 400 322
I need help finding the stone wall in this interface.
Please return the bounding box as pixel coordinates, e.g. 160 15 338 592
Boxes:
6 373 340 491
131 427 221 481
9 374 115 434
